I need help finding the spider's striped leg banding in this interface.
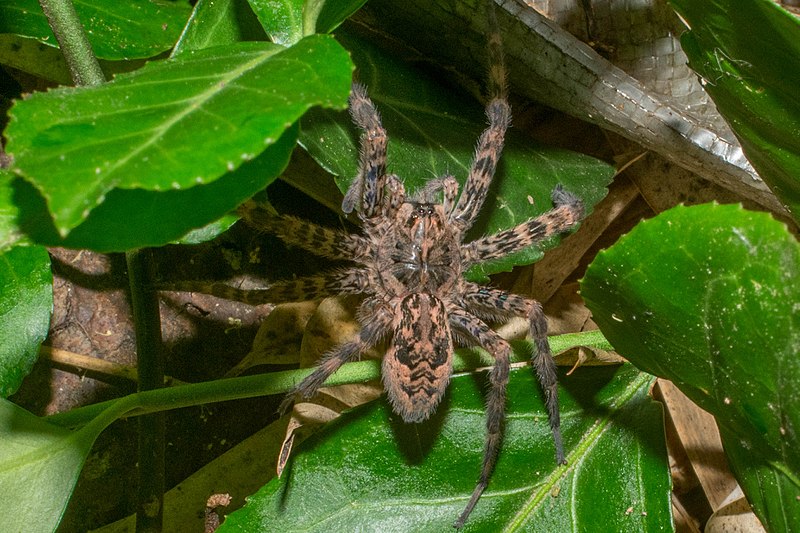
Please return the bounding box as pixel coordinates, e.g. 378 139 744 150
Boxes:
459 283 566 464
448 307 512 529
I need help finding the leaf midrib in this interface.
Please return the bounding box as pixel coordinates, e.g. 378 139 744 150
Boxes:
503 370 654 531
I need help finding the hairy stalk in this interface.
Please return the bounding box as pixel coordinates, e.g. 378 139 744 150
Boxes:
37 0 104 86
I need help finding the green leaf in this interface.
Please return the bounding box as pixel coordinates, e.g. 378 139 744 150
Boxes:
6 35 353 239
0 34 73 84
0 0 191 60
670 0 800 222
0 396 134 532
172 0 268 57
10 124 298 251
249 0 304 45
248 0 367 45
0 169 27 250
297 31 613 281
0 399 82 531
0 245 51 397
581 203 800 531
313 0 368 35
176 214 240 245
217 364 671 532
0 34 157 86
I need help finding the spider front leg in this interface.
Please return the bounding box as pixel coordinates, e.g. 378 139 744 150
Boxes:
342 83 388 218
460 283 565 465
451 97 510 233
451 18 510 233
279 298 393 413
162 267 376 306
463 186 584 265
238 199 370 263
448 308 512 529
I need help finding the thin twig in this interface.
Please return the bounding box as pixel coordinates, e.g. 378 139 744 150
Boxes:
126 249 166 533
40 345 186 387
36 3 163 530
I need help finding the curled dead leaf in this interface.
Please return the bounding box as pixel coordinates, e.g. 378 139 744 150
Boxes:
226 301 319 377
278 296 383 475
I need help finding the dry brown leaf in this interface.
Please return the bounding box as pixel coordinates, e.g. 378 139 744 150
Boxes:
657 380 739 512
278 296 384 474
706 494 767 533
555 345 625 375
226 301 319 376
299 295 364 364
544 282 595 334
90 415 292 533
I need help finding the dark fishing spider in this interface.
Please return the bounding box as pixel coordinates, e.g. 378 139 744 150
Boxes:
180 32 584 528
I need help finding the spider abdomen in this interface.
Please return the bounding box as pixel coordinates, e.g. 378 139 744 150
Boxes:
382 293 453 423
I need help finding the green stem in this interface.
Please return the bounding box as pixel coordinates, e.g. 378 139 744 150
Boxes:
37 0 105 86
47 331 611 429
126 250 165 533
48 360 381 428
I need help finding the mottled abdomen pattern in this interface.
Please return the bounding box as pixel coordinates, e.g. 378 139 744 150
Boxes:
382 293 453 423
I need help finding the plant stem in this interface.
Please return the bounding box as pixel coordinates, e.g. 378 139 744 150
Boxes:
48 360 382 428
126 249 165 533
37 0 104 86
37 2 165 527
46 331 612 429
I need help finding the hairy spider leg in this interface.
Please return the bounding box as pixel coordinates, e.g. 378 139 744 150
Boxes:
451 10 509 233
460 283 566 464
384 174 406 217
451 98 510 233
343 83 388 217
448 308 512 529
165 268 377 306
279 298 393 413
462 186 584 265
238 199 370 263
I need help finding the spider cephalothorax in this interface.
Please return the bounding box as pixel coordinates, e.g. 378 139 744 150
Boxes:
183 32 584 528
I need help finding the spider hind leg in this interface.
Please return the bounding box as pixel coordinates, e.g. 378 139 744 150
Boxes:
448 308 512 528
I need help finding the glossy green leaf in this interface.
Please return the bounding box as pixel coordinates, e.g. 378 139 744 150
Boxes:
0 396 133 532
6 35 353 239
172 0 267 57
248 0 367 45
249 0 304 45
218 363 671 532
0 169 26 250
0 0 191 60
0 245 51 397
670 0 800 222
9 124 297 251
581 203 800 531
298 32 613 281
